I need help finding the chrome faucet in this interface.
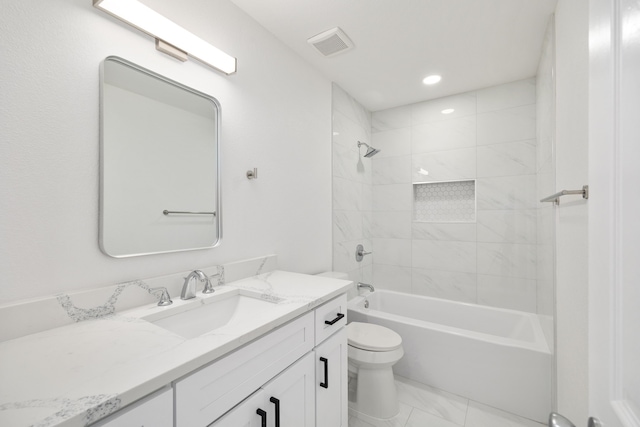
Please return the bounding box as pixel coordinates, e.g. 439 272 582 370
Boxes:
181 270 211 300
357 282 375 293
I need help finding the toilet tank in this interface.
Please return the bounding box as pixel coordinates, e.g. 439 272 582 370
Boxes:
315 271 349 280
315 272 357 299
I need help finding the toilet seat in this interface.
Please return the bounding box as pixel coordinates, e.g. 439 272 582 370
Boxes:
348 344 404 367
347 322 402 352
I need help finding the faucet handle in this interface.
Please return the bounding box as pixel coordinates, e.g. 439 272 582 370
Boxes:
206 269 225 292
149 287 173 306
202 274 215 294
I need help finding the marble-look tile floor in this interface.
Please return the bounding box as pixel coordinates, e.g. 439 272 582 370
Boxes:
349 375 546 427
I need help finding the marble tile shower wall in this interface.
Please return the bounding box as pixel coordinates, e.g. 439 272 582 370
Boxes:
536 21 556 317
369 78 539 313
332 84 373 285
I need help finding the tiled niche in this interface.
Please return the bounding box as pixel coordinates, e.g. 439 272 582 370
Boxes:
414 180 476 223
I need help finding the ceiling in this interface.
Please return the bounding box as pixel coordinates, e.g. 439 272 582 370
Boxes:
229 0 557 112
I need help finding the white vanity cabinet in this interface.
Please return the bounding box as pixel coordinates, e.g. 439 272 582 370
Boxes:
139 293 347 427
175 312 315 426
313 295 348 427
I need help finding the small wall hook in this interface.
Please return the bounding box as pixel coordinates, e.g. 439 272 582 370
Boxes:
246 168 258 180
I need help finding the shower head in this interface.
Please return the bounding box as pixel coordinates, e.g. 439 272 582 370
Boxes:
357 141 381 158
364 147 381 157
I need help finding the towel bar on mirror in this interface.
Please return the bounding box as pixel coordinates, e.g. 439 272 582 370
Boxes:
163 210 217 216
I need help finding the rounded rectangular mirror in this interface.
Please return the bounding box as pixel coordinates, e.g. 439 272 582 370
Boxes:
99 56 221 257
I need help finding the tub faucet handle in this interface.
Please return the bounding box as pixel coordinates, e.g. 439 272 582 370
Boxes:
356 244 372 262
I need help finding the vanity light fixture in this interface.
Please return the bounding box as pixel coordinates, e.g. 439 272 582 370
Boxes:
441 108 455 114
422 74 442 85
93 0 237 75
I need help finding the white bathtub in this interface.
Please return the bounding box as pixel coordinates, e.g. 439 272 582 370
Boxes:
347 290 552 422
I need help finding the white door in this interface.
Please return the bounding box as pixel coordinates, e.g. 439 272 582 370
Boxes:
589 0 640 425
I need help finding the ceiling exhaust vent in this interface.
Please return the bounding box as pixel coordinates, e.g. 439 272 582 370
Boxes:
307 27 354 57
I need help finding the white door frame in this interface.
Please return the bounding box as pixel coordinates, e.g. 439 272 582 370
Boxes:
588 0 640 425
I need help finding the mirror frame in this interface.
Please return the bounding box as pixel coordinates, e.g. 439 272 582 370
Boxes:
99 56 222 258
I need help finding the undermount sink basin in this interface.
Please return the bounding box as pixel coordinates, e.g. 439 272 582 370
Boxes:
144 292 280 339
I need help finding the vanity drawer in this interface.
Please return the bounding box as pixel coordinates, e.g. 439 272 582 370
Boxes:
175 312 314 427
315 294 347 345
92 388 172 427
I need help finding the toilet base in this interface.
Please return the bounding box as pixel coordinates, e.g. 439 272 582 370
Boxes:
348 406 400 427
348 365 400 419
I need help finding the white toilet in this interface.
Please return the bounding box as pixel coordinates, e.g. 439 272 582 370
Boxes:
347 321 404 420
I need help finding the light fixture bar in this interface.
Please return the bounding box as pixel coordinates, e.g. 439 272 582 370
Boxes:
94 0 237 75
155 39 187 62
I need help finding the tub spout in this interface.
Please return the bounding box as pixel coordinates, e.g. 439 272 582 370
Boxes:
357 282 375 293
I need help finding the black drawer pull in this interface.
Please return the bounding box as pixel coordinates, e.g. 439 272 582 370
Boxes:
270 397 280 427
320 357 329 389
324 312 345 325
256 408 267 427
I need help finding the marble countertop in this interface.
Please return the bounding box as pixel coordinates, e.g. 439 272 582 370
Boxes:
0 270 352 427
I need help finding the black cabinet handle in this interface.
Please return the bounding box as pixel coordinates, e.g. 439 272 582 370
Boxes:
324 312 345 325
319 357 329 389
270 397 280 427
256 408 267 427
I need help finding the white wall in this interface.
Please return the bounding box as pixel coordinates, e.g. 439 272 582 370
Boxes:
554 0 590 422
366 80 539 313
0 0 332 304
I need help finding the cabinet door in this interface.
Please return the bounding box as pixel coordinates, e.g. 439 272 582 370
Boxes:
210 390 267 427
262 352 315 427
315 328 347 427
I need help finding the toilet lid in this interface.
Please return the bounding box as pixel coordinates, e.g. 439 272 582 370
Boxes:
347 322 402 352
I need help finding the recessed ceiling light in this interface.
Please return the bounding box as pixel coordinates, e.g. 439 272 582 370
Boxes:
422 75 442 85
441 108 455 114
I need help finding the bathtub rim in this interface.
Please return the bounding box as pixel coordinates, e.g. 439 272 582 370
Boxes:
348 290 551 354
